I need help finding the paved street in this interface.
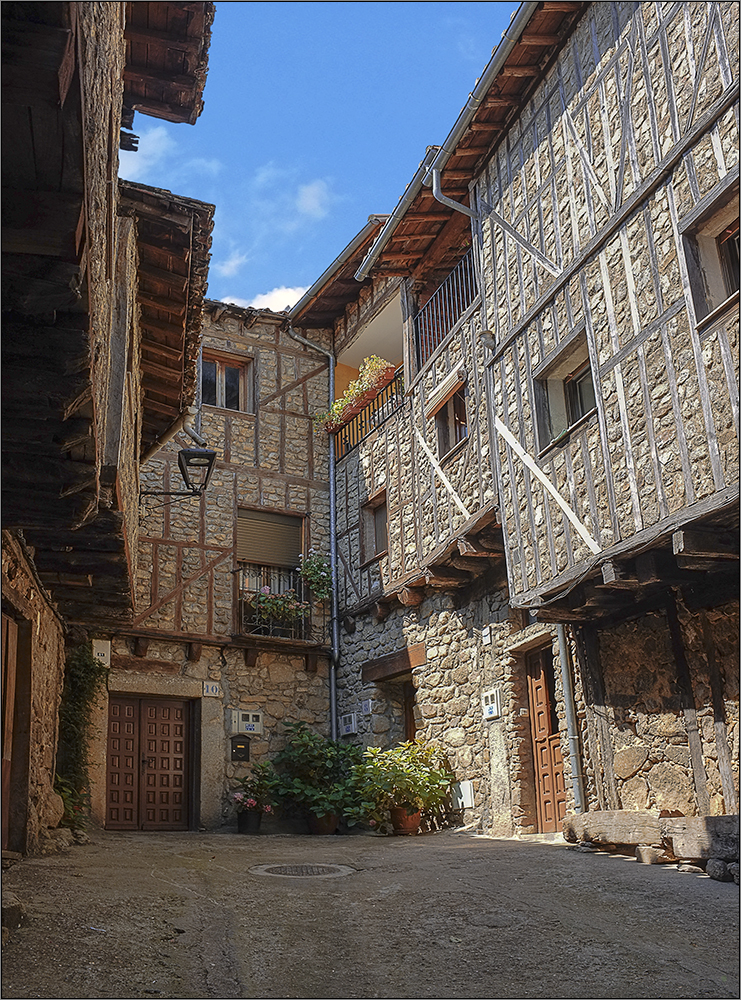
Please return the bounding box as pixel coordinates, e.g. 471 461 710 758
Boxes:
2 828 739 1000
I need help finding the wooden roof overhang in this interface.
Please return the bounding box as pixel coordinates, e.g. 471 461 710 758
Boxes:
357 1 588 295
288 216 390 331
124 1 214 125
119 180 214 457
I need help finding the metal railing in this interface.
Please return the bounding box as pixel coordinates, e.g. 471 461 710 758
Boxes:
414 249 479 367
238 563 328 642
335 368 405 460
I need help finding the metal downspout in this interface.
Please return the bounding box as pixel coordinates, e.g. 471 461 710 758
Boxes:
557 624 585 813
287 326 339 740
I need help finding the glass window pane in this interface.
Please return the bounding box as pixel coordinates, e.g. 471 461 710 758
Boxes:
374 503 387 555
225 366 241 410
201 360 217 406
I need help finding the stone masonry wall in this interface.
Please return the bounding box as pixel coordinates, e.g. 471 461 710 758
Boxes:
593 600 739 817
107 304 333 829
2 532 67 853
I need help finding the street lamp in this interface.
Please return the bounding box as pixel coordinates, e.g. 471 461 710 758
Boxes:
140 447 217 506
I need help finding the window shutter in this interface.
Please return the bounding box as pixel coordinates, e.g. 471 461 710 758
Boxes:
236 510 302 567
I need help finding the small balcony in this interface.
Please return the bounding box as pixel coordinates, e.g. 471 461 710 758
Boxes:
414 248 479 368
335 367 405 460
239 563 329 642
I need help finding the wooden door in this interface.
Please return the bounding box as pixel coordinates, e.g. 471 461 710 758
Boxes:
106 696 190 830
526 648 567 833
2 615 18 850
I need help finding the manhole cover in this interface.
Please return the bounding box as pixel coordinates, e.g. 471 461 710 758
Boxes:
249 863 355 879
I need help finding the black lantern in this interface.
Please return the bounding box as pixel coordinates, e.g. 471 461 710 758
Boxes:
140 447 217 505
178 448 217 494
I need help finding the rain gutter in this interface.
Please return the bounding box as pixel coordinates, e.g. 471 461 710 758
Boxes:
141 405 207 465
286 326 340 741
557 624 585 813
354 0 541 281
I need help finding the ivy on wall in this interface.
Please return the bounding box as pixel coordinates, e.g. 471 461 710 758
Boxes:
55 644 108 827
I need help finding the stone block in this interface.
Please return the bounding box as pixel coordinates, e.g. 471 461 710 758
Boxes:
660 815 739 861
614 746 649 779
1 892 26 929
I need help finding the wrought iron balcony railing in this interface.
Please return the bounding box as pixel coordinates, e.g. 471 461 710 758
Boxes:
335 368 405 460
414 249 479 368
238 563 328 642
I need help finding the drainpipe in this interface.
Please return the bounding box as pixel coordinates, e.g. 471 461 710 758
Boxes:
557 624 585 813
287 326 339 741
141 405 207 465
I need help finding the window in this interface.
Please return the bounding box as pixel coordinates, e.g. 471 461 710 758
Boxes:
683 184 739 322
534 330 596 450
361 492 387 564
435 387 468 457
202 355 252 411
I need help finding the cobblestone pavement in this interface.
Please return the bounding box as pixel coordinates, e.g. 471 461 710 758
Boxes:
1 828 739 999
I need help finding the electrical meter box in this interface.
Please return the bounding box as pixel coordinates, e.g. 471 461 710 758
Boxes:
339 712 357 735
230 709 263 735
482 688 502 720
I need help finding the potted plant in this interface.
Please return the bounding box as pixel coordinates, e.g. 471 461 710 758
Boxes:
349 740 454 835
270 722 364 833
232 763 276 834
247 586 310 634
314 356 397 432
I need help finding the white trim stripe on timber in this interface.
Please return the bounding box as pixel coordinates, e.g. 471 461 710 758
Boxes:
413 426 472 520
494 417 601 555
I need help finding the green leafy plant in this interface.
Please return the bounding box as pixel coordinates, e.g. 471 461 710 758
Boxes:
347 740 455 833
55 643 108 828
314 356 396 431
232 763 277 813
270 722 365 821
297 548 332 601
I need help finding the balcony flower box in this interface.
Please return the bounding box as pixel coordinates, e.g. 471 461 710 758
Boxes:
315 356 397 433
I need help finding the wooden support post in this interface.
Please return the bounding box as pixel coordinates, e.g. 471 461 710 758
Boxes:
133 637 149 657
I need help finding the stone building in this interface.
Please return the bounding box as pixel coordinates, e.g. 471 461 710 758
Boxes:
292 0 739 840
92 302 334 830
2 1 215 853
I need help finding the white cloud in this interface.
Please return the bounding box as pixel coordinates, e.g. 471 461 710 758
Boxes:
223 286 308 313
296 179 332 220
214 251 250 278
119 126 178 182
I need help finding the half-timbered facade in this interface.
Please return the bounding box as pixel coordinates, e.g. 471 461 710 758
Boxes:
95 302 334 830
476 1 739 823
2 1 215 852
294 0 739 837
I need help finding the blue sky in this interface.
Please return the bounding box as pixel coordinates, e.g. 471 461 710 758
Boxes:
120 1 516 310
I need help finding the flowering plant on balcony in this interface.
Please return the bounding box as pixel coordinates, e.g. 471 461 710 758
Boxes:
314 355 397 432
297 549 331 601
251 586 310 622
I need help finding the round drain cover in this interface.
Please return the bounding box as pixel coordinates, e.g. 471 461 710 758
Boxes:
249 863 355 879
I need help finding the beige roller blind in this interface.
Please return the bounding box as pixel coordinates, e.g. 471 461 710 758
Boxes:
236 510 302 567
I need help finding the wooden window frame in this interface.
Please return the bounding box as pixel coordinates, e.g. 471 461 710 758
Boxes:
360 491 387 567
682 180 739 322
533 328 596 454
201 354 253 413
435 386 469 460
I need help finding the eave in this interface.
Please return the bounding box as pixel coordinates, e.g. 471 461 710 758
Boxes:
119 180 214 457
357 0 589 293
124 1 215 125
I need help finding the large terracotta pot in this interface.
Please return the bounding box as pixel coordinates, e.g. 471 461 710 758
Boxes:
307 812 339 835
237 810 262 834
390 806 421 836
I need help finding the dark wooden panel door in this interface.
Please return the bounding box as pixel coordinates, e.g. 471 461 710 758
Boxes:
527 648 567 833
140 699 189 830
106 696 190 831
2 615 18 850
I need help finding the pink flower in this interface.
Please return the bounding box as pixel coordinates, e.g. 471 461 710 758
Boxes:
369 819 377 826
264 805 273 814
233 792 244 802
245 798 258 809
261 586 271 595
